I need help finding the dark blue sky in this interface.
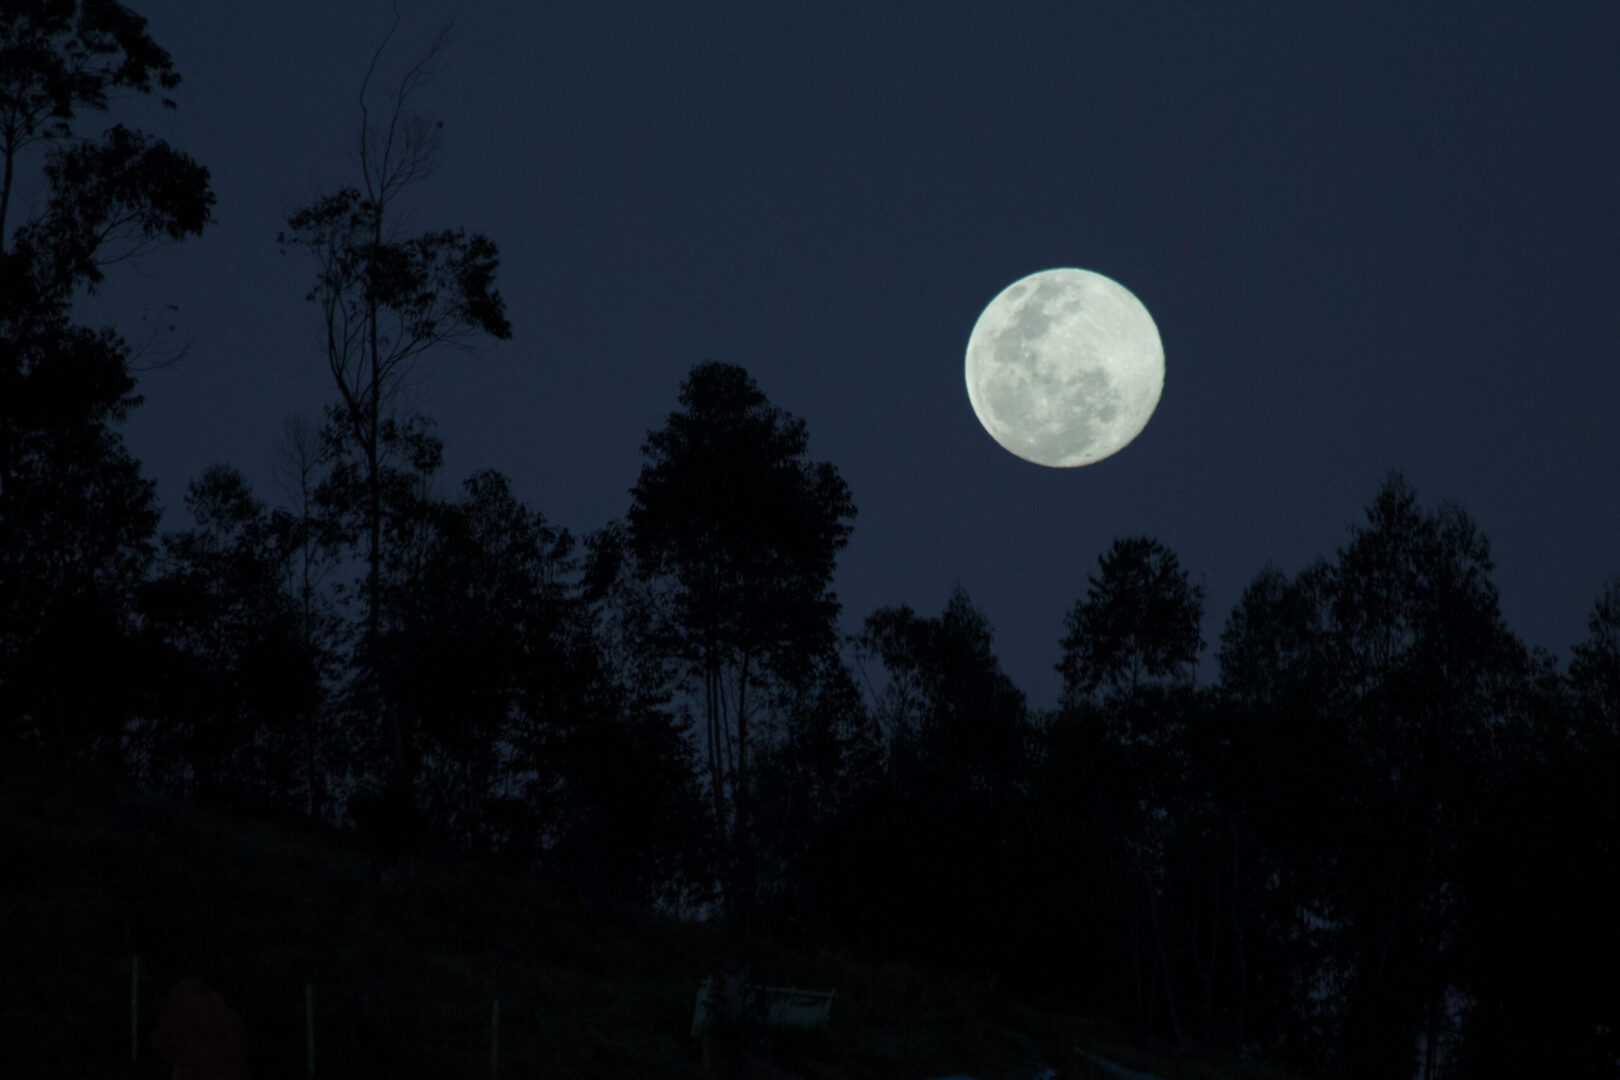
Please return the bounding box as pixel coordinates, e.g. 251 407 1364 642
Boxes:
74 1 1620 709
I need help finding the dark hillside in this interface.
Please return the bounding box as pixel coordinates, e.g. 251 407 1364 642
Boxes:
0 748 1302 1080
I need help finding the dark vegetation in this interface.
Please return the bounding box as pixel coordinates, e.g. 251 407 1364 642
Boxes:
3 4 1618 1077
2 746 1306 1079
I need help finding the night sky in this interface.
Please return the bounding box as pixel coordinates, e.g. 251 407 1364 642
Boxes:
73 1 1620 709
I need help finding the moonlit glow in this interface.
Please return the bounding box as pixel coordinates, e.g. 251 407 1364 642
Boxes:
964 267 1164 467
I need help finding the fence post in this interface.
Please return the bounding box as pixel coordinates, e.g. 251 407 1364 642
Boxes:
130 954 139 1064
491 998 499 1079
306 980 315 1076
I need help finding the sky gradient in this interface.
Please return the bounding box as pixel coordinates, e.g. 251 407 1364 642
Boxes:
65 1 1620 708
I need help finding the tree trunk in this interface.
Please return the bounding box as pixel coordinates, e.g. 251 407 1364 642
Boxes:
305 706 324 824
1147 877 1185 1046
1189 845 1215 1026
1230 821 1246 1046
736 651 753 937
1131 891 1144 1022
0 138 15 250
703 657 734 925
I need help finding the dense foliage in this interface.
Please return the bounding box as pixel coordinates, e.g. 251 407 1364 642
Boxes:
1 0 212 761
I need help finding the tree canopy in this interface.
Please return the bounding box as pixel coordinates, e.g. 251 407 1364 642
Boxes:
626 360 855 934
1 0 212 757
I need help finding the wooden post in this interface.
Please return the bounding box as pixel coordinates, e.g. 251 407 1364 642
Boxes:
306 981 315 1076
490 998 499 1079
130 954 139 1064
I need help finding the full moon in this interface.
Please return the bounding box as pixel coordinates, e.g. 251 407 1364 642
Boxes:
964 267 1164 467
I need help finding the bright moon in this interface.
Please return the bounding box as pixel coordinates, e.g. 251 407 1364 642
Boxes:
964 267 1164 467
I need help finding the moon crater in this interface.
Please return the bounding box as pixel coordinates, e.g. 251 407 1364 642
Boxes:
965 268 1164 468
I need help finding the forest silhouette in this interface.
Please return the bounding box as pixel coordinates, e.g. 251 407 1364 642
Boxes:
3 5 1618 1078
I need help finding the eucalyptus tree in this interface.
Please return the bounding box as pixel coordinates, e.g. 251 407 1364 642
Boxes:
1058 535 1205 711
845 588 1030 972
316 408 443 858
625 361 855 932
863 588 1029 803
385 467 575 856
270 415 346 823
138 466 313 809
750 643 878 914
1316 477 1530 1076
1055 536 1206 1046
1218 476 1531 1074
0 0 212 757
1446 582 1620 1077
279 15 510 804
1211 562 1339 1058
1569 577 1620 742
579 520 716 913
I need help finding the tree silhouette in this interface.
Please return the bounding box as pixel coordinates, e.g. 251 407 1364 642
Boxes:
864 588 1030 804
1 0 212 760
1016 699 1117 1009
278 14 510 816
580 520 715 913
1319 476 1529 1076
625 361 855 937
1059 536 1205 710
1569 578 1620 743
1214 562 1338 1060
1446 583 1620 1076
1057 537 1206 1045
385 467 575 858
837 588 1030 973
751 644 879 932
1213 476 1533 1074
319 409 443 865
137 466 312 810
270 416 345 824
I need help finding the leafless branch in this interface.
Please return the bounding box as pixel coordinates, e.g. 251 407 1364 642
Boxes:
357 8 454 210
356 4 402 199
126 304 192 373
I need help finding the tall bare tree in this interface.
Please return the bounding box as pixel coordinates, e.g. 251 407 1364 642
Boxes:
279 14 511 807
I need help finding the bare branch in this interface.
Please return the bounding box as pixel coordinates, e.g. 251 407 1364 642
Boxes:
379 20 453 200
357 10 454 210
356 3 402 203
126 304 192 373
